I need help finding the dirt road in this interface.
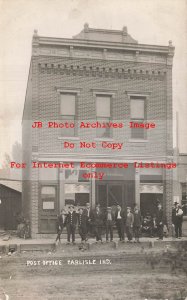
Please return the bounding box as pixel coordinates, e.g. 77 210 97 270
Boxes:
0 250 186 300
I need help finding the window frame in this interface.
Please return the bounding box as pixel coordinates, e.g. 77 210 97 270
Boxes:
95 94 112 138
57 88 81 137
128 92 149 140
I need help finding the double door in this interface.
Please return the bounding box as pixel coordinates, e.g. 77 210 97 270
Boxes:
96 181 135 209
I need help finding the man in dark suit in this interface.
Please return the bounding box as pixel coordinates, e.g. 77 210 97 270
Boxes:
55 209 66 243
172 202 183 238
65 205 77 244
83 202 92 237
104 207 115 242
155 202 164 240
77 208 88 242
92 205 103 242
115 205 126 242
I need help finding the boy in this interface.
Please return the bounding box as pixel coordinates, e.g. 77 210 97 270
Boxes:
133 205 142 243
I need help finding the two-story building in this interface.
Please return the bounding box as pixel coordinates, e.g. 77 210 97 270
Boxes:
22 24 175 237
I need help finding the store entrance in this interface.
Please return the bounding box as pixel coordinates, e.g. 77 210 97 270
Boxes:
96 181 135 210
140 193 163 217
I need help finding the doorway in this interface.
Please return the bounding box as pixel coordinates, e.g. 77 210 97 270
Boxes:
140 193 163 217
96 181 135 209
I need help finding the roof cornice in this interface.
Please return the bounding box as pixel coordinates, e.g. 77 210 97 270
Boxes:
33 35 174 56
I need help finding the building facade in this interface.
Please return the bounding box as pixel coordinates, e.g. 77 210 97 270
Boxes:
22 25 175 237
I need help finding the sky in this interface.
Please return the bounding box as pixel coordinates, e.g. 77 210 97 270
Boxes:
0 0 187 165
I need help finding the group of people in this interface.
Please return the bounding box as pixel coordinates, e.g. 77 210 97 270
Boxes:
55 201 174 244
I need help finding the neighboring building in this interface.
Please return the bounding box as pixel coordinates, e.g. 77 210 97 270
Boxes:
0 180 22 230
22 24 175 237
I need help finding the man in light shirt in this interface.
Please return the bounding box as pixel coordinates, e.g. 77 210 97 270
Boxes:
115 205 126 242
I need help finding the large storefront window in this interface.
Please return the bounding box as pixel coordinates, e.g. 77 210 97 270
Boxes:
64 183 90 206
182 183 187 215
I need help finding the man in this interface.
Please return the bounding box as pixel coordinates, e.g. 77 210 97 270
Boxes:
77 208 88 243
55 209 66 244
126 207 134 242
65 205 77 244
104 207 115 242
83 202 92 237
133 205 142 242
172 202 183 239
115 204 126 242
155 202 164 240
92 205 103 242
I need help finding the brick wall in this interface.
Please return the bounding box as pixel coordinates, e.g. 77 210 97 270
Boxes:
31 56 170 157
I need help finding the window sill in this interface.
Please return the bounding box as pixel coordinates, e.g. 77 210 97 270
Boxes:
129 139 148 143
94 138 114 142
58 136 80 141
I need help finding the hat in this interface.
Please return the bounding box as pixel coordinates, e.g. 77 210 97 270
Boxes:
174 201 179 205
127 206 131 210
107 207 112 210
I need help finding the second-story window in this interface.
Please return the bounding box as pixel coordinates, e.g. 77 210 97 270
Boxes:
130 97 146 139
96 95 111 138
60 93 76 136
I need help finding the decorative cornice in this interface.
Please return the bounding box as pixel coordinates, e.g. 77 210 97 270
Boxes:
38 63 166 81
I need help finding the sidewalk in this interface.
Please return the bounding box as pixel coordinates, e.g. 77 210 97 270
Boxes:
0 234 187 254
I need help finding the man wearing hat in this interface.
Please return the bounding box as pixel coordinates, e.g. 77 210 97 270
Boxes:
92 204 103 242
155 202 164 240
126 207 134 242
83 202 93 237
77 207 88 242
115 205 126 242
172 201 183 238
104 207 115 242
65 205 77 244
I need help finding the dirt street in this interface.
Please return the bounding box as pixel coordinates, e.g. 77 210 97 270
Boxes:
0 250 186 300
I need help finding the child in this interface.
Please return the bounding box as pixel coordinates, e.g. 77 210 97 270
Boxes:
133 206 142 243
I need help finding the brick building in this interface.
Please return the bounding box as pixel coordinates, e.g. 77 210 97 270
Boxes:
22 24 175 237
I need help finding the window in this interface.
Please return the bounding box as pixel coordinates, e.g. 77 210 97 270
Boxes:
60 93 76 136
96 95 111 138
130 97 146 139
41 186 56 210
182 183 187 216
64 183 90 206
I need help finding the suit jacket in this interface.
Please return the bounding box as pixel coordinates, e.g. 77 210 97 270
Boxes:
65 211 77 226
56 214 65 230
104 211 115 225
126 212 134 227
156 209 164 225
92 210 103 227
172 208 183 224
133 211 142 227
83 208 91 217
115 210 126 223
77 213 87 229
